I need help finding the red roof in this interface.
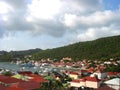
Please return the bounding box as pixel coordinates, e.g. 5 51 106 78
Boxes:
107 72 120 76
18 71 32 75
87 68 94 73
0 75 8 79
80 70 88 73
6 87 26 90
71 79 86 83
69 72 78 75
11 81 41 90
0 84 7 90
26 74 48 83
72 79 80 83
82 76 101 82
96 85 115 90
0 75 23 84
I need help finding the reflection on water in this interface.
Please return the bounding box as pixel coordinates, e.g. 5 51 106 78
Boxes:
0 62 40 72
0 62 60 74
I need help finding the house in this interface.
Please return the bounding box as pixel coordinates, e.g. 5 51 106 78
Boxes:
90 70 107 80
104 78 120 90
85 76 101 89
87 67 94 73
0 75 26 90
0 84 7 90
6 87 26 90
26 74 48 83
70 76 101 89
96 85 115 90
0 75 41 90
69 71 79 79
0 75 23 85
70 79 86 88
80 70 89 76
107 72 119 78
11 81 41 90
12 74 30 81
18 71 33 75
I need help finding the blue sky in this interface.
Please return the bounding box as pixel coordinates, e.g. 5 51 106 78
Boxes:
0 0 120 51
104 0 120 10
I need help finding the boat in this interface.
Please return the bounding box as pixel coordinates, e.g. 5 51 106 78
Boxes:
19 62 35 67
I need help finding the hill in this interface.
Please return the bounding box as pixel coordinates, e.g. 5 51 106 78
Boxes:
33 35 120 61
0 48 42 61
0 35 120 61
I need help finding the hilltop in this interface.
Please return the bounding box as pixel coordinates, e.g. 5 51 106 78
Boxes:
0 48 42 61
0 35 120 61
33 35 120 61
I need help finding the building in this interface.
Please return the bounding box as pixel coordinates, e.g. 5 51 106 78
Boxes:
69 71 79 79
70 76 102 89
104 78 120 90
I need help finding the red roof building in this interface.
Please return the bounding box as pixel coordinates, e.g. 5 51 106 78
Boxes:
85 76 101 89
107 72 120 77
84 76 101 82
87 68 94 73
70 76 101 88
96 85 115 90
0 75 23 84
0 84 7 90
69 71 79 79
69 71 79 75
11 81 41 90
6 87 26 90
26 74 48 83
18 71 32 75
71 79 81 83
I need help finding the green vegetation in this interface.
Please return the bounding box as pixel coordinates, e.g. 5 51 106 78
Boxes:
0 35 120 61
0 48 42 61
33 35 120 61
39 74 71 90
105 63 120 72
3 71 12 76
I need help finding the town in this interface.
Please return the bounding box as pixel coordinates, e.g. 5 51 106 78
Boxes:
0 57 120 90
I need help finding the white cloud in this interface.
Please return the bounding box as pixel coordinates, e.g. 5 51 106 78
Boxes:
0 0 120 50
27 0 62 19
77 26 120 41
63 14 77 27
63 10 120 29
0 1 13 14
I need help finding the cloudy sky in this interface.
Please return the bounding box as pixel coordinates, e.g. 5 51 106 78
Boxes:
0 0 120 51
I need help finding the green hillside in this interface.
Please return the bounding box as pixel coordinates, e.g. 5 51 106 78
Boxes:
0 48 42 61
0 35 120 61
33 35 120 61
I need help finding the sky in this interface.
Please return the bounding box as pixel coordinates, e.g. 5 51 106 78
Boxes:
0 0 120 51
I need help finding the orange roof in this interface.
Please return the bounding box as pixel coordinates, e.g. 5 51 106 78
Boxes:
82 76 101 82
6 87 26 90
96 85 115 90
27 74 48 83
71 79 86 83
87 69 94 73
107 72 115 75
107 72 120 76
11 81 41 90
18 71 32 75
0 84 7 90
71 79 80 83
0 75 23 84
80 70 88 73
69 72 78 75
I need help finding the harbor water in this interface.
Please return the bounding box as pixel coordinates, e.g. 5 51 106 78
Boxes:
0 62 60 74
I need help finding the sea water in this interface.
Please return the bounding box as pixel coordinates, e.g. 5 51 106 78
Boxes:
0 62 60 74
0 62 41 73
